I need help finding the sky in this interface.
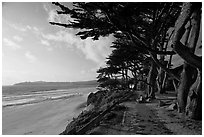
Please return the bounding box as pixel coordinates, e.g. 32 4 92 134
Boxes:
2 2 114 85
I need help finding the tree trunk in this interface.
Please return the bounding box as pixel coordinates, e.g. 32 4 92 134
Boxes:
186 70 202 120
172 3 202 70
172 3 201 116
157 68 165 94
157 58 167 94
146 60 157 99
177 64 197 113
161 55 173 92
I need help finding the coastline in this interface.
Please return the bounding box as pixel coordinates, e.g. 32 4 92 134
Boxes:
2 87 95 135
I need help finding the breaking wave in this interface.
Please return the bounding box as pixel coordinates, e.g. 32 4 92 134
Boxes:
3 89 83 108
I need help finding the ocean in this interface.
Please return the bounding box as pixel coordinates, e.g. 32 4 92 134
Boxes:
2 86 97 134
2 86 96 108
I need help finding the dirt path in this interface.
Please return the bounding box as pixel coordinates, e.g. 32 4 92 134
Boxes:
121 102 174 135
88 101 201 135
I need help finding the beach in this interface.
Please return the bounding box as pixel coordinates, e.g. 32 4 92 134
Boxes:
2 87 95 135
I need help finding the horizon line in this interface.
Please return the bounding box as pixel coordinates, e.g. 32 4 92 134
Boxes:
2 79 97 86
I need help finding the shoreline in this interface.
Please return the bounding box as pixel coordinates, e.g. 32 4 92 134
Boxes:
2 87 95 135
3 93 82 108
2 96 87 135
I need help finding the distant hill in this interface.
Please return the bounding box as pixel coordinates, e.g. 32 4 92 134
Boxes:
14 80 98 86
2 80 98 96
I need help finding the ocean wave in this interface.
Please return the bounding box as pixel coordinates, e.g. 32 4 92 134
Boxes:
3 89 75 101
3 93 83 108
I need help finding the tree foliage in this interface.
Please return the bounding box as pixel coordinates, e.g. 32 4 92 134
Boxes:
50 2 202 120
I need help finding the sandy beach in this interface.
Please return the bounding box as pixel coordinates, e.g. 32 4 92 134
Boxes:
2 92 89 135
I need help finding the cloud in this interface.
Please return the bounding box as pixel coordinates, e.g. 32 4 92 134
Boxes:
26 25 32 30
13 35 23 42
10 24 27 32
9 23 42 41
42 30 78 48
42 3 113 65
77 40 104 63
43 3 60 22
10 24 34 32
76 36 114 65
40 39 53 51
42 3 114 63
9 23 40 33
3 38 21 49
25 51 37 63
43 3 73 23
48 10 58 22
33 26 39 32
43 3 49 12
42 30 114 65
41 39 50 46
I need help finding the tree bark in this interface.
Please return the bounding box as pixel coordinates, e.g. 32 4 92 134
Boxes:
186 70 202 120
184 7 202 119
174 3 201 117
175 42 202 69
177 64 197 113
146 60 158 99
149 52 180 81
161 55 173 92
172 3 202 70
157 58 166 94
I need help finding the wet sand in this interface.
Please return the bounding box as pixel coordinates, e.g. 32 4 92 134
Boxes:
2 95 87 135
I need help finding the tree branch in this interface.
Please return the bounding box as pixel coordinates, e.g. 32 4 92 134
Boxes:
170 2 202 70
127 32 176 55
96 5 176 56
171 2 193 45
137 79 154 87
50 22 71 28
174 42 202 69
149 51 180 81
